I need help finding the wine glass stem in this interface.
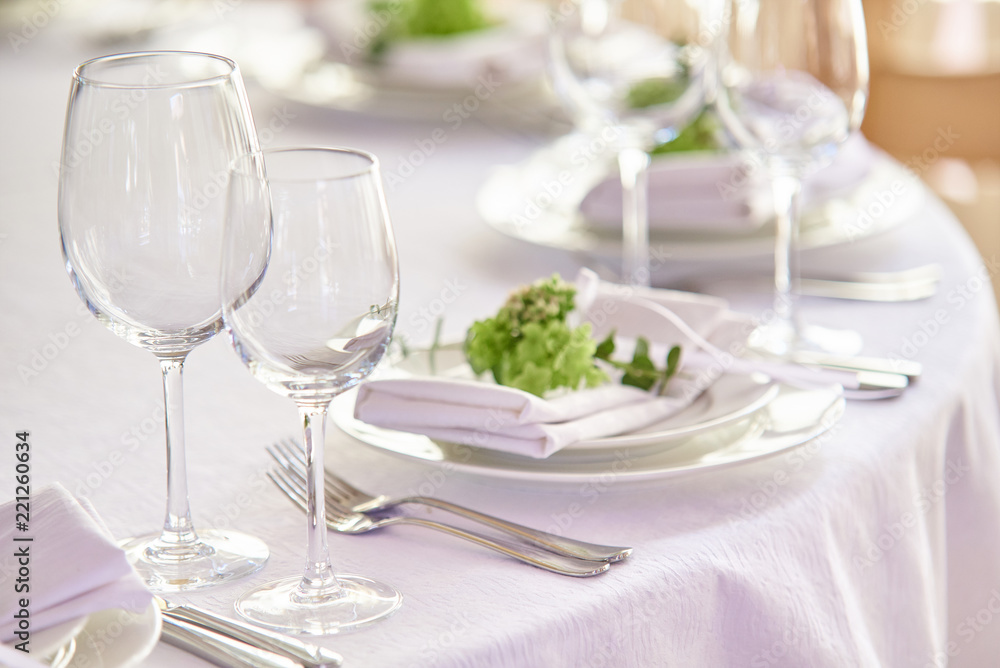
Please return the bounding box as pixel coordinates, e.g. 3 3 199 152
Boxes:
619 146 652 288
771 174 802 335
294 402 341 603
157 355 199 548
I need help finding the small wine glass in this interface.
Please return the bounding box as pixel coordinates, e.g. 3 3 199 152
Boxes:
548 0 711 286
222 147 402 634
58 51 269 591
714 0 869 356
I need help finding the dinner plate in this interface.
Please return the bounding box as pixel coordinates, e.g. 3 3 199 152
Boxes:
334 343 779 454
66 602 161 668
476 134 924 263
340 383 844 487
17 615 90 666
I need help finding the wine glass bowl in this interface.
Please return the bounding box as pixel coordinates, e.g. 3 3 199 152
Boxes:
714 0 869 355
222 147 402 634
548 0 711 285
58 51 269 591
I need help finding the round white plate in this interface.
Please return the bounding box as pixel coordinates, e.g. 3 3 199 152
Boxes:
67 601 161 668
341 383 844 486
334 343 779 453
476 136 923 263
9 615 90 666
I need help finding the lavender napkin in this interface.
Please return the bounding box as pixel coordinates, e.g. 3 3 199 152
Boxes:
580 132 875 230
0 484 151 643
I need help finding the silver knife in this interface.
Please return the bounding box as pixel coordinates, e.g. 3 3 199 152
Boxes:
161 615 305 668
791 351 922 380
156 597 343 667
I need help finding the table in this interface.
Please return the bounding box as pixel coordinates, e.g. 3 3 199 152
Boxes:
2 15 1000 668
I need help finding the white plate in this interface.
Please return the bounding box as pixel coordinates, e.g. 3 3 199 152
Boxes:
4 615 90 667
65 602 161 668
333 343 779 454
341 383 844 487
476 135 924 263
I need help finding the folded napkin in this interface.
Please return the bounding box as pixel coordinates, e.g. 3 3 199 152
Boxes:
0 484 152 644
354 269 859 457
579 131 876 231
354 270 741 458
355 375 703 458
313 0 547 89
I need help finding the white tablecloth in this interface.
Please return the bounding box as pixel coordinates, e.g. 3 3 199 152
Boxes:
2 18 1000 668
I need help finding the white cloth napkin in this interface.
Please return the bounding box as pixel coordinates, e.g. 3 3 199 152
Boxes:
354 269 860 457
313 0 547 89
0 484 151 643
354 271 738 458
355 376 703 458
580 132 876 231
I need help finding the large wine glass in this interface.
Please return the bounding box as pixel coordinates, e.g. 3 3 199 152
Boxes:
58 51 269 591
222 147 402 634
714 0 869 356
548 0 711 286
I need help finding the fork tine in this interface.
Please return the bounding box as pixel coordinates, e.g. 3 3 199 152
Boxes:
267 469 307 512
278 439 307 466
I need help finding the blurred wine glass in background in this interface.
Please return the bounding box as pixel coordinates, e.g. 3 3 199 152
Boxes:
714 0 869 355
548 0 713 286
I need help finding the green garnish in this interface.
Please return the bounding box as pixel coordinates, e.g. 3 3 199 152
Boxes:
649 108 721 156
594 333 681 395
367 0 492 59
626 77 688 110
463 275 682 397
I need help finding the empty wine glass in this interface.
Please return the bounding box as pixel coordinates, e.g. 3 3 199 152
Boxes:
548 0 712 286
58 51 269 591
222 147 402 634
714 0 869 356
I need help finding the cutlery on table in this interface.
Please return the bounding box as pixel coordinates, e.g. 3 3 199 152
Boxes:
679 263 943 302
271 439 632 563
790 350 922 380
161 614 305 668
267 461 611 578
155 596 342 667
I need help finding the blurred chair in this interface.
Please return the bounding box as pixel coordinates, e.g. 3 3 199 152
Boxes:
862 0 1000 305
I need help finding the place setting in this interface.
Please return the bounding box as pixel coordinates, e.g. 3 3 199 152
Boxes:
9 0 995 666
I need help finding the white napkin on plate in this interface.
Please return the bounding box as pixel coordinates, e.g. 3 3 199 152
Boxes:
354 271 739 458
579 132 876 231
0 484 151 643
353 269 861 457
354 375 703 458
313 0 547 89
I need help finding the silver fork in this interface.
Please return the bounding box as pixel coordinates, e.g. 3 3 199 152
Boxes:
272 439 632 563
266 461 610 577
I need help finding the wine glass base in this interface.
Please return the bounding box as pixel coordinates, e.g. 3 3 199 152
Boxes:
235 574 402 635
121 529 268 592
749 321 863 358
